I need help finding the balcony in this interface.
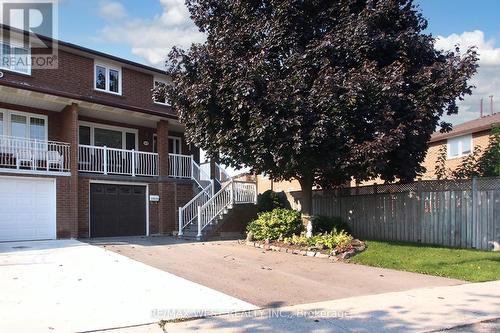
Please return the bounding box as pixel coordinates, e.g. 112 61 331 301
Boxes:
78 145 158 177
78 145 199 179
0 135 71 176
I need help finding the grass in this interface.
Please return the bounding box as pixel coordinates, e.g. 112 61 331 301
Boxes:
350 241 500 282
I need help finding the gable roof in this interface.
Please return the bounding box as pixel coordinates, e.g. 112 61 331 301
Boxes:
430 113 500 143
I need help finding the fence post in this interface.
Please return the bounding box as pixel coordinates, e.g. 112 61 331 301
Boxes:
103 146 108 175
178 207 183 236
131 150 136 177
197 205 202 238
416 178 422 243
471 177 477 248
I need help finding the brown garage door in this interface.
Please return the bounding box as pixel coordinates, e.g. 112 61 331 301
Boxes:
90 184 146 237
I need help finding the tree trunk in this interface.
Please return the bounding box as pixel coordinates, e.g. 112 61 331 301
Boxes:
298 176 314 237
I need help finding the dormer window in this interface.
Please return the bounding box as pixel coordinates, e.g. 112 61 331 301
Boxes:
153 79 170 105
95 62 122 95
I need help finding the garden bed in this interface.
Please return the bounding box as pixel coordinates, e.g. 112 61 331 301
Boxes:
240 238 366 261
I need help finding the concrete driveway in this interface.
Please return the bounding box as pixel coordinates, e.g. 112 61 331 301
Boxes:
0 240 257 333
90 236 464 308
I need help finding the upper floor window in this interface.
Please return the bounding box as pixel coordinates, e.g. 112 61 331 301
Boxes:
447 134 472 159
0 42 31 75
95 63 122 95
153 79 170 105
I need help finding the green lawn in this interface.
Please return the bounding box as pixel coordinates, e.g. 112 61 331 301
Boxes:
350 241 500 282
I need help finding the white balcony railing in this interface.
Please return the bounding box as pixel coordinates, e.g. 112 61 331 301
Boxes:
78 145 158 177
0 135 70 174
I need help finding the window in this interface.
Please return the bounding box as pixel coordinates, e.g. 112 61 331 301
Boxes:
78 122 137 150
0 110 47 140
447 135 473 159
169 137 181 154
94 63 122 94
79 126 91 145
94 128 123 149
153 79 170 105
0 42 31 75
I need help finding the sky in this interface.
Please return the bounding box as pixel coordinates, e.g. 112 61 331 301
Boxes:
55 0 500 127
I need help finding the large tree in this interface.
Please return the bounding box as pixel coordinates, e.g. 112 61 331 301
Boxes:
160 0 478 231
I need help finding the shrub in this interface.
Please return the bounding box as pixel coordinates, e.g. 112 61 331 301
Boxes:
284 229 353 251
246 208 302 240
312 215 351 234
257 190 287 212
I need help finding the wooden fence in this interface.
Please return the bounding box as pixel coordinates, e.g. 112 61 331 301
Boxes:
285 177 500 250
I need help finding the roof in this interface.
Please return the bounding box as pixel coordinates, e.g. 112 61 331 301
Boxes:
0 25 167 76
430 112 500 142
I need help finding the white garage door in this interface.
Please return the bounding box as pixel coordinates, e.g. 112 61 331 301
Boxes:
0 177 56 242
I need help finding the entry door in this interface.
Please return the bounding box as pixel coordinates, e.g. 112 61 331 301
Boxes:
0 177 56 241
90 184 146 237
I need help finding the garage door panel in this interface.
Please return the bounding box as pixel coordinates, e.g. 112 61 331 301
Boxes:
0 177 56 242
90 184 146 238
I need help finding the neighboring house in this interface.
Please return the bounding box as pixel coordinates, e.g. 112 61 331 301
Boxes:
255 113 500 193
0 26 247 242
421 112 500 179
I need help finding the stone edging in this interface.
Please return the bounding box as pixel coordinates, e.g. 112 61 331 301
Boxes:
238 240 342 261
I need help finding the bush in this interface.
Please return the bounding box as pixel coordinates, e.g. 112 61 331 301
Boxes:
246 208 303 240
284 229 353 251
257 190 287 212
312 215 351 234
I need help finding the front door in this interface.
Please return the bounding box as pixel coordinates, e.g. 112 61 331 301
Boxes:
90 184 146 237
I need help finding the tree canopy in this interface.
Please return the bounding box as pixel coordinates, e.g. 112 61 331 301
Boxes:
160 0 478 218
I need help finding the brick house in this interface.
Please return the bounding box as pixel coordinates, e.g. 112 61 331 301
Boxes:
0 27 257 242
421 112 500 179
254 113 500 193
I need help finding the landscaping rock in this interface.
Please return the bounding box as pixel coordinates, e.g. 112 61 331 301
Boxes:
316 253 329 259
270 246 280 251
351 239 366 253
306 251 316 257
299 250 307 256
246 232 254 242
292 249 300 255
340 249 356 260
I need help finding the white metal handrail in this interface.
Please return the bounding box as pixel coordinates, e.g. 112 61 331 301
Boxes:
78 145 158 176
178 181 214 236
168 153 192 178
192 180 257 237
216 162 232 183
0 135 70 173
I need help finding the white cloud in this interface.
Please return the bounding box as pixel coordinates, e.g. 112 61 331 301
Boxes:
99 0 205 67
435 30 500 124
99 1 127 21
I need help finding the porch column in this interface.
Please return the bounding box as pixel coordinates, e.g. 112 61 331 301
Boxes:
157 120 169 177
59 103 79 238
157 119 170 234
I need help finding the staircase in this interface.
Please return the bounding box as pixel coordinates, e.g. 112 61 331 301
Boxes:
178 162 257 240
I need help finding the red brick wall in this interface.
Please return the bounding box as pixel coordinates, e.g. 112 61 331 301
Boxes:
1 49 175 117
